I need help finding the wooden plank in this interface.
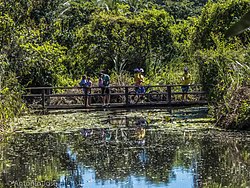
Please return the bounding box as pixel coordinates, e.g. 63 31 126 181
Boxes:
22 94 42 97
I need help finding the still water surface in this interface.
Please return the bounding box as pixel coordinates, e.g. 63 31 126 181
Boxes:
1 109 250 188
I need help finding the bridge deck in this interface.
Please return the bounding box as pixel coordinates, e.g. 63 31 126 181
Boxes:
44 101 207 110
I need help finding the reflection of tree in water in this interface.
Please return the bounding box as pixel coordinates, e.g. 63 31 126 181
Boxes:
0 133 71 187
0 130 191 187
143 132 182 183
1 130 250 187
69 129 182 184
196 131 250 187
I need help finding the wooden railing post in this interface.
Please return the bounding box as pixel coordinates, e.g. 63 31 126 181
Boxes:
42 89 45 112
125 116 129 126
84 88 87 108
167 85 172 104
46 88 51 105
125 86 129 105
89 88 92 105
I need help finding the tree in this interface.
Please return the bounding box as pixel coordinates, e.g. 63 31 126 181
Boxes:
191 0 250 50
226 10 250 37
74 6 174 74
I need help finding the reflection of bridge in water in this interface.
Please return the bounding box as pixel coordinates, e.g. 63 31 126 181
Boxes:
79 108 209 148
22 84 208 112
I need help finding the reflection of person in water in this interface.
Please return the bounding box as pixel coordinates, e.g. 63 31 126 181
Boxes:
80 129 93 137
136 127 146 140
102 129 112 142
135 118 148 127
138 148 148 167
135 119 148 165
134 118 147 145
135 126 146 145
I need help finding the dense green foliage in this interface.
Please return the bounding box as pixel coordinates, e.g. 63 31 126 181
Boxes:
0 0 249 129
191 0 250 128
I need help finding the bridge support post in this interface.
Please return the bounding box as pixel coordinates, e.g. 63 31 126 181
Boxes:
125 86 129 106
42 89 46 114
167 86 172 104
84 90 87 108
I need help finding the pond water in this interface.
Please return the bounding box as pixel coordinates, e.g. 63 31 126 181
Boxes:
1 108 250 188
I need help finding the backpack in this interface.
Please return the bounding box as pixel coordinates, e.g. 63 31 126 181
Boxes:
102 74 110 87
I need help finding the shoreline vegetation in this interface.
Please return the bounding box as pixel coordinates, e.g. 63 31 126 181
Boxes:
0 0 249 132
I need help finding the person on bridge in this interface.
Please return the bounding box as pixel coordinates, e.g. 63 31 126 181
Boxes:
99 71 110 107
86 77 92 106
181 67 192 102
134 68 146 102
79 75 92 106
134 68 145 93
134 68 146 103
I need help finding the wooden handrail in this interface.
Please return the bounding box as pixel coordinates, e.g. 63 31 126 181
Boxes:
24 84 205 90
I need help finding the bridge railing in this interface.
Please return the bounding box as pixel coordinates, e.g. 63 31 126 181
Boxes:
22 84 208 110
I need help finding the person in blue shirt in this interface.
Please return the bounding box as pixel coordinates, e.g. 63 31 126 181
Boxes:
79 75 87 92
79 75 92 106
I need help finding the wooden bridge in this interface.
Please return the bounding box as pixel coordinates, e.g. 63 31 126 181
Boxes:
22 84 208 111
